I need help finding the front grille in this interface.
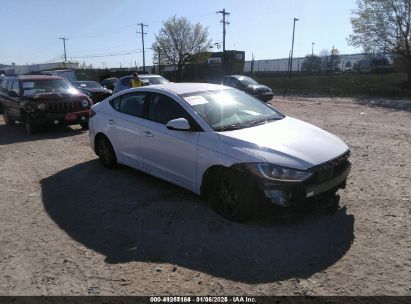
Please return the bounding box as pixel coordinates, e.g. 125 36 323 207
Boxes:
46 100 83 113
309 150 350 184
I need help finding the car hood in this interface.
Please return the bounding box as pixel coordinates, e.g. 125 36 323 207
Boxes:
24 92 87 100
218 116 349 170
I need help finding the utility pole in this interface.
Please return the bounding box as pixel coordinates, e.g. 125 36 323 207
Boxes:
137 23 148 73
217 9 230 77
312 42 315 56
58 37 68 62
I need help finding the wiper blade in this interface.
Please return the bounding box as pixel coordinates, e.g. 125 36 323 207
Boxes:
244 116 282 127
214 124 244 131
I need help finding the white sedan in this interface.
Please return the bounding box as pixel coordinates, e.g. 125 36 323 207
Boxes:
88 83 351 221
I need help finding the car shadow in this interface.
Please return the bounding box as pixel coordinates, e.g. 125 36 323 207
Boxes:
41 159 355 284
0 123 84 145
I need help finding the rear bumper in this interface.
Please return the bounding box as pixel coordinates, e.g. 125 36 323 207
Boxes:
255 92 274 102
258 162 351 207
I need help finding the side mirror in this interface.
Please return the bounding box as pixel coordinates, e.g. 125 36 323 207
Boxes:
8 91 18 97
166 118 191 131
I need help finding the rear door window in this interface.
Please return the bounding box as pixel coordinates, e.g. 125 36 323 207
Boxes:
110 92 148 118
118 93 147 117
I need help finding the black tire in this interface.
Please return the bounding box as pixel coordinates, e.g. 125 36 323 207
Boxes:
23 114 36 135
80 121 89 130
96 136 117 168
3 111 15 126
207 169 257 222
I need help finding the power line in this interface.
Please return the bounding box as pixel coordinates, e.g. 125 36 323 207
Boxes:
70 48 149 59
58 37 69 62
137 23 148 72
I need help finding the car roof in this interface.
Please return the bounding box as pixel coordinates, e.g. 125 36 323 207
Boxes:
139 74 164 78
120 74 163 79
17 75 64 80
142 83 226 95
225 75 248 79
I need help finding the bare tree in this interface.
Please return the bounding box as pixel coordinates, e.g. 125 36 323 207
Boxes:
152 16 211 81
348 0 411 84
320 48 341 73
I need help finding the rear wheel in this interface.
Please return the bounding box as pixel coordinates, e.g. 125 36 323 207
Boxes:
207 169 257 222
96 136 117 168
3 111 15 126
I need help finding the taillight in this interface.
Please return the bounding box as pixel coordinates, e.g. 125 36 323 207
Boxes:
89 109 96 117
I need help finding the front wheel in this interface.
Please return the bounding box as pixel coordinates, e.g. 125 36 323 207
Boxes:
3 111 15 126
96 136 117 168
80 121 89 130
208 170 257 222
24 114 37 135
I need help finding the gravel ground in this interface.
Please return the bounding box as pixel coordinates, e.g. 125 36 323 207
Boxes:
0 97 410 296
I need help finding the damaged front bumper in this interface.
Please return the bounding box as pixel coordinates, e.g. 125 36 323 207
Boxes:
260 161 351 207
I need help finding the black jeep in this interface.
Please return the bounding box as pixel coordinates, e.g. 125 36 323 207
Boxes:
1 75 92 134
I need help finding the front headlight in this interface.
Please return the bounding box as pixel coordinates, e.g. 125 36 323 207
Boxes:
37 103 47 111
81 99 89 108
256 163 313 182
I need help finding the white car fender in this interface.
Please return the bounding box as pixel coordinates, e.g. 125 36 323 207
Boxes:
195 132 266 194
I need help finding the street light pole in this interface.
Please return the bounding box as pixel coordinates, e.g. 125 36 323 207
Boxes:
289 18 299 78
312 42 315 56
284 18 299 96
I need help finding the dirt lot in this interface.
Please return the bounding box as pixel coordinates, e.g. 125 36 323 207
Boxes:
0 97 410 296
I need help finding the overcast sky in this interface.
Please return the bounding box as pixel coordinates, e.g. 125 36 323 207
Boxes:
0 0 361 68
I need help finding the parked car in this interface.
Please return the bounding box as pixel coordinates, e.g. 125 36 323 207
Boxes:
223 75 273 102
74 80 113 103
101 77 118 91
1 75 92 134
113 74 169 93
89 83 351 222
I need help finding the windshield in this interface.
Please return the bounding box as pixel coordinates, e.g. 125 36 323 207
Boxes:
76 81 102 88
22 79 76 95
238 76 258 86
182 89 284 131
141 76 169 84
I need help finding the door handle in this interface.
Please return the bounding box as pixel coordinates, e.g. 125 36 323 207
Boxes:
108 119 116 125
144 131 154 137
